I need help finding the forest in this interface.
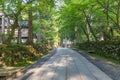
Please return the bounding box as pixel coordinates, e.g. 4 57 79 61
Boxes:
0 0 57 67
58 0 120 62
0 0 120 76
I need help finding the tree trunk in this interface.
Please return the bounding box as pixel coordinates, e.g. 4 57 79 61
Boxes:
1 16 5 34
17 25 21 44
110 27 113 37
27 4 33 44
99 31 104 41
81 26 90 43
37 11 41 42
106 0 109 28
82 9 98 42
87 21 98 42
0 37 2 44
97 0 120 32
6 15 19 44
116 0 120 31
106 0 114 39
0 15 5 44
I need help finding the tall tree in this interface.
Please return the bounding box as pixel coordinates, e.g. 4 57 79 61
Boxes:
27 1 33 44
3 0 33 44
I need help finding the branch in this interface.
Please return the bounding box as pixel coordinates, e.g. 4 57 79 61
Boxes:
96 0 117 15
15 0 34 17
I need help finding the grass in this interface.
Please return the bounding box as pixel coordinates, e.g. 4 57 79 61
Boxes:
14 59 37 67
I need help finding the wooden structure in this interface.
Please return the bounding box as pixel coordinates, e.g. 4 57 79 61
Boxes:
0 12 29 44
0 12 14 44
14 21 29 43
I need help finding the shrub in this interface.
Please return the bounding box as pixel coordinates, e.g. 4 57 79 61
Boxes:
0 43 50 66
77 41 120 61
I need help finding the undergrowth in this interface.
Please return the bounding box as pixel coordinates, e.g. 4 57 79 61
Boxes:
0 43 50 67
75 40 120 63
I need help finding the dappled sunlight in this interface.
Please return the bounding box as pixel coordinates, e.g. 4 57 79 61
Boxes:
106 61 114 65
89 56 96 60
8 48 112 80
0 0 119 79
26 45 40 56
0 66 23 80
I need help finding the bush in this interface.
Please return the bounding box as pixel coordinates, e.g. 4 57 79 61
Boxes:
0 43 50 66
77 40 120 62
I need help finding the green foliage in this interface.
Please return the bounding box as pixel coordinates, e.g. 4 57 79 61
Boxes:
0 44 49 66
77 40 120 62
58 0 120 43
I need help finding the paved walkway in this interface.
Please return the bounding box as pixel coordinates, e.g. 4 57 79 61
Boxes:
8 48 113 80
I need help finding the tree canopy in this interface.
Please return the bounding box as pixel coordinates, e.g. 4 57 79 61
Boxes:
58 0 120 43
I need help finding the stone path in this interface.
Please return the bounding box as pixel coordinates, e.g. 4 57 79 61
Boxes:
8 48 113 80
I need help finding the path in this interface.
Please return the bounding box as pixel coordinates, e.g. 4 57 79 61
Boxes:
8 48 113 80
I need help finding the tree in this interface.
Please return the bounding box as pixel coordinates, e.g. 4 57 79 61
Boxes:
27 1 33 44
0 0 55 44
58 0 120 44
0 0 34 44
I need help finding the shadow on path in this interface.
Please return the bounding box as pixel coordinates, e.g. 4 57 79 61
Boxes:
7 49 57 80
